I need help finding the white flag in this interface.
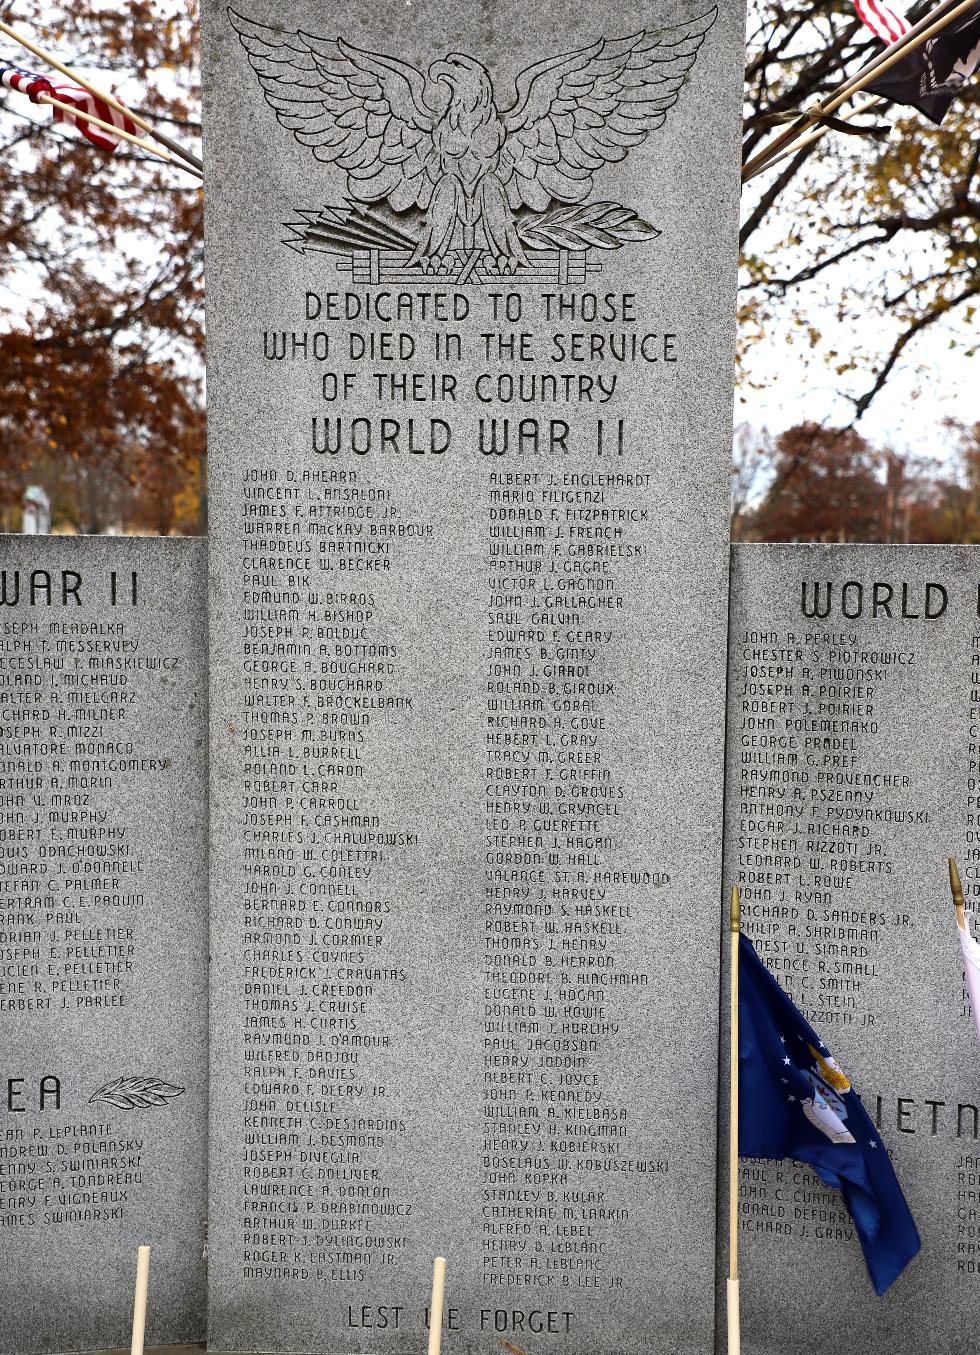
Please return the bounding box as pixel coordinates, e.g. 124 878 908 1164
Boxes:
959 920 980 1043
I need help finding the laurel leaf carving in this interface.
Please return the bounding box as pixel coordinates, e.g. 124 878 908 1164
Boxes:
88 1077 185 1110
518 202 660 252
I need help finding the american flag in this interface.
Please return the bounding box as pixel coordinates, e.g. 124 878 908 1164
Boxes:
1 66 55 102
855 0 913 44
1 64 138 152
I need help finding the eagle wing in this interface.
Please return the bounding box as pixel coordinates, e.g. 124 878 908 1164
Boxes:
499 8 718 213
228 7 443 211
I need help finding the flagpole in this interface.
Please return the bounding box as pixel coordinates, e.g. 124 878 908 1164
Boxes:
950 857 967 932
0 18 204 171
427 1256 446 1355
33 92 201 176
742 0 976 181
728 886 741 1355
129 1245 151 1355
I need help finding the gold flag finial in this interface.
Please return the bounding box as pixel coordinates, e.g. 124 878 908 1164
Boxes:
951 857 967 930
730 886 741 933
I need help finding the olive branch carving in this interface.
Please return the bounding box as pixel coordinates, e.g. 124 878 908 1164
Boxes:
88 1077 186 1110
517 202 661 252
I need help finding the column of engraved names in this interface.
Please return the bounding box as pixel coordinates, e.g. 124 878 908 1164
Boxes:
0 580 156 1236
252 282 677 1307
959 610 980 1276
733 610 918 1243
239 469 428 1283
482 468 658 1300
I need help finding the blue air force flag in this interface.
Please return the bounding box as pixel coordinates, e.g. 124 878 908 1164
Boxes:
738 935 920 1295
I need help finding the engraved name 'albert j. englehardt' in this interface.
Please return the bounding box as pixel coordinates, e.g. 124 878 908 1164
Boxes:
229 6 717 285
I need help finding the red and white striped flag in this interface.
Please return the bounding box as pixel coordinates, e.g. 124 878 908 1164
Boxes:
1 65 55 101
49 84 138 153
1 64 137 152
855 0 912 44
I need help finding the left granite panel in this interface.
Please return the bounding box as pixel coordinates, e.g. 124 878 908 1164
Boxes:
0 536 208 1355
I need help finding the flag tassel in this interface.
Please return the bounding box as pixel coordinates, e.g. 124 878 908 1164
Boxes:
761 95 887 174
728 886 741 1355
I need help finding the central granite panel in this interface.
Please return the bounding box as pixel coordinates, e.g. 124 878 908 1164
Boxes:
202 2 745 1350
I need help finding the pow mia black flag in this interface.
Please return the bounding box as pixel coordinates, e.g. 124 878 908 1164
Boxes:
869 3 980 123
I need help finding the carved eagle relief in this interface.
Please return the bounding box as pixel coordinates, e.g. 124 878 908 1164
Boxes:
228 6 717 279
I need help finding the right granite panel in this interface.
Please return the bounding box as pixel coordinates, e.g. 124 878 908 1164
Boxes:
721 543 980 1354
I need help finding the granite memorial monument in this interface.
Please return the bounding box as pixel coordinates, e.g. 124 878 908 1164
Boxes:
202 1 746 1350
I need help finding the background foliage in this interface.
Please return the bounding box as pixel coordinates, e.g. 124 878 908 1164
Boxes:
738 0 980 539
0 0 203 533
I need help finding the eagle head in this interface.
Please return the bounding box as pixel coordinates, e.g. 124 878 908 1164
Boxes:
429 52 493 110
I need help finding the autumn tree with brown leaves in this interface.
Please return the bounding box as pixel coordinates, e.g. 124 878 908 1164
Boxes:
0 1 203 533
932 418 980 540
748 423 887 540
742 0 980 422
739 420 949 542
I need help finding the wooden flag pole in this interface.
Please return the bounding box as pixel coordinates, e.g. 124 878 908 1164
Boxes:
742 0 976 181
427 1256 447 1355
130 1245 151 1355
728 887 741 1355
0 16 204 171
33 91 201 176
950 857 967 932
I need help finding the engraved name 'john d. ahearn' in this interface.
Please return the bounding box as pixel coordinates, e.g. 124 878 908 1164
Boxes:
228 6 717 286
